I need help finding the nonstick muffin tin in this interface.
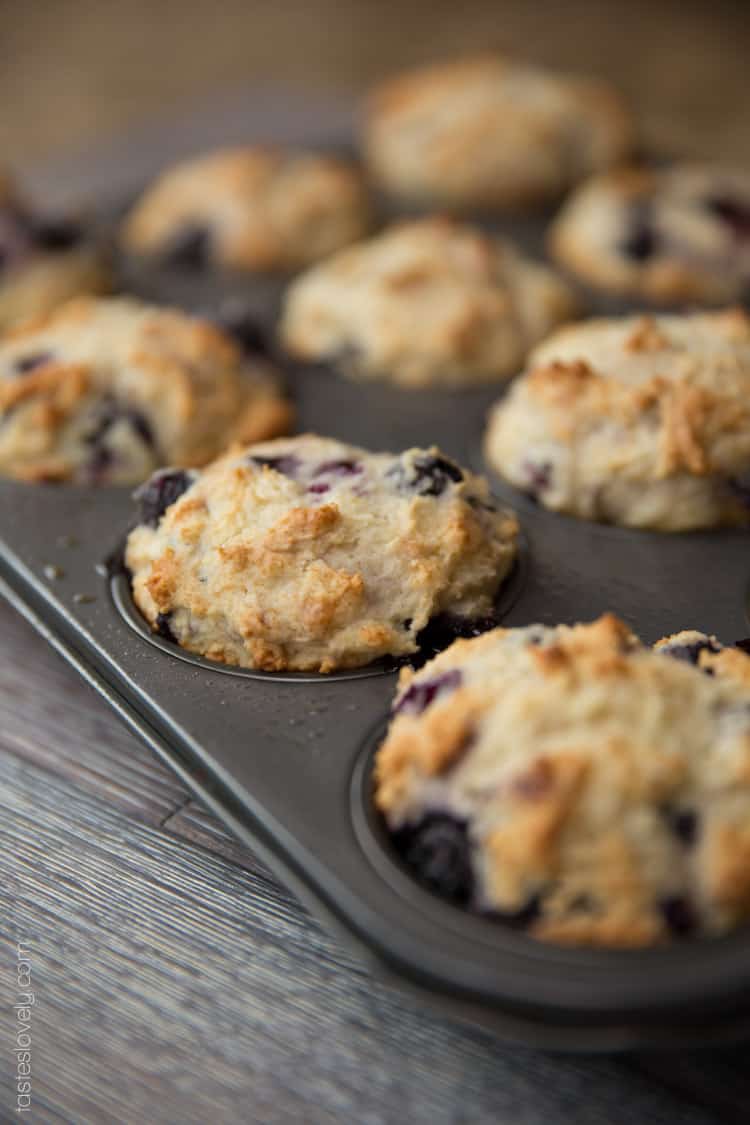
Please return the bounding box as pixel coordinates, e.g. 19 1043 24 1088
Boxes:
3 93 750 1051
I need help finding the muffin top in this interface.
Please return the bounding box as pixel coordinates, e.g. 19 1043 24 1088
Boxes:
375 614 750 946
549 164 750 304
281 217 577 388
121 146 371 272
0 297 290 483
125 434 519 672
0 169 108 331
484 309 750 530
363 55 634 209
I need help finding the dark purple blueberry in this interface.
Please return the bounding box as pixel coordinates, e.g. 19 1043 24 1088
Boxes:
413 612 499 665
14 351 53 375
314 459 363 478
485 894 541 929
155 612 177 643
135 468 193 528
520 459 552 499
84 396 153 447
735 638 750 655
82 397 155 480
387 453 463 497
620 202 658 262
661 805 699 846
659 895 698 938
85 444 114 484
394 668 462 717
132 413 153 447
621 224 657 261
705 196 750 240
249 454 300 478
659 637 721 668
161 223 211 269
392 814 474 905
211 302 269 356
30 217 84 252
308 482 330 495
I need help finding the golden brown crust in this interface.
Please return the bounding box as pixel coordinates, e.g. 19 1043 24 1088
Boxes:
375 616 750 946
549 163 750 304
0 296 290 484
125 436 519 672
484 310 750 530
122 146 371 272
363 55 635 210
281 217 577 387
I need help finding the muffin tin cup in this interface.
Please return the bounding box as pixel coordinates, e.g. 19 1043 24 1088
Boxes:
3 422 750 1051
3 96 750 1051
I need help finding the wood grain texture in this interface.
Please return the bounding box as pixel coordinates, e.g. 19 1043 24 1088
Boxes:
0 601 188 826
163 799 272 878
0 749 728 1125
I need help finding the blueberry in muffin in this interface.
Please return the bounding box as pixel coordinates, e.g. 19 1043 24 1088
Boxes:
121 146 371 273
549 164 750 304
0 297 290 483
125 435 519 671
484 309 750 530
375 614 750 945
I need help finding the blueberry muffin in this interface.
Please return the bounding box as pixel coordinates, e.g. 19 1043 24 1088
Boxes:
363 55 635 211
121 146 371 273
484 309 750 530
0 170 109 332
549 165 750 304
0 297 291 484
375 613 750 946
125 435 519 672
280 217 578 388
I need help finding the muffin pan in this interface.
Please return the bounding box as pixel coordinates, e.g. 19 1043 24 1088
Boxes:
3 91 750 1051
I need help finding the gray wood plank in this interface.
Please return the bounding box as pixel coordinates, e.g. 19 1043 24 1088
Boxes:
0 600 188 825
162 798 271 878
0 750 725 1125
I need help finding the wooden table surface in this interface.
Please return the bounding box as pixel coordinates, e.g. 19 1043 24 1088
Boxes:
3 4 750 1119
